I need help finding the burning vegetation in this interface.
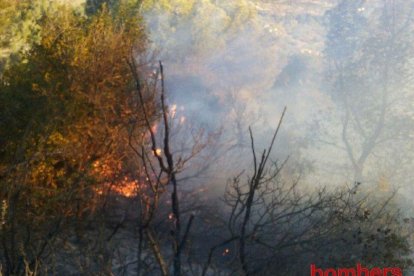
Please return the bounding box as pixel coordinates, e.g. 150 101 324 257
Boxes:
0 0 414 275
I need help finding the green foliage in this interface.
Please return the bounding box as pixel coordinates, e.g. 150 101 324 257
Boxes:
0 0 45 70
0 0 88 72
143 0 257 59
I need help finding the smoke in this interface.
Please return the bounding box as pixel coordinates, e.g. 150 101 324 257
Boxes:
141 1 327 184
141 0 414 212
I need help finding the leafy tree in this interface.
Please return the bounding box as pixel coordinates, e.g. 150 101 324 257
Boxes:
0 2 152 274
143 0 257 60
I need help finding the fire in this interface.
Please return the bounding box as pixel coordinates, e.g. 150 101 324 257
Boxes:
222 248 230 256
154 148 162 156
95 177 139 198
92 159 139 198
113 177 139 198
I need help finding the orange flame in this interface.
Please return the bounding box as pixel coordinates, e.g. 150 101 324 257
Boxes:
92 159 139 198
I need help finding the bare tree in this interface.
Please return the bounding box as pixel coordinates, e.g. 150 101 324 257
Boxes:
321 0 414 184
201 108 412 275
127 57 214 275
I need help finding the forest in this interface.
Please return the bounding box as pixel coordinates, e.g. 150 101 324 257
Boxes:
0 0 414 275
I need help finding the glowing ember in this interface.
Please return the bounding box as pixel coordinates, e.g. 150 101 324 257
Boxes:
154 148 162 156
171 104 177 118
222 248 230 256
180 116 186 124
168 213 174 220
151 123 158 134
